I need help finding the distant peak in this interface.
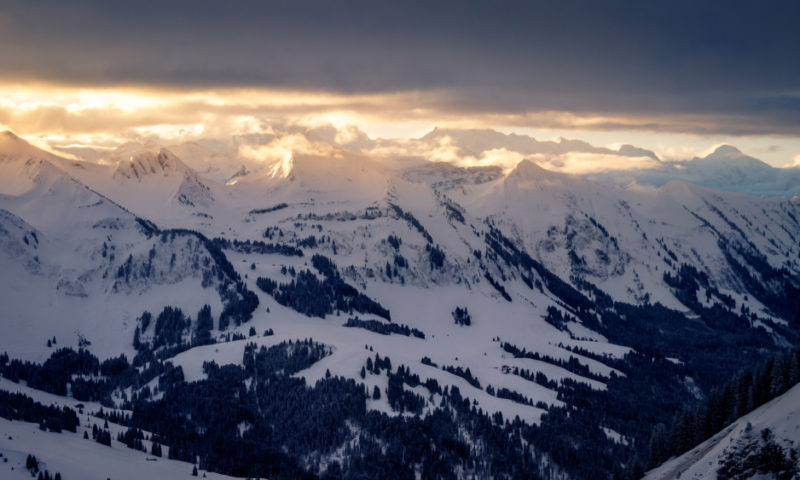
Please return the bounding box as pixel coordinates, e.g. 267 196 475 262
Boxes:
0 130 25 145
711 145 742 156
506 159 554 180
0 130 58 160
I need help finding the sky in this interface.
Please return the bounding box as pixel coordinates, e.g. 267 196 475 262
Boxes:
0 0 798 167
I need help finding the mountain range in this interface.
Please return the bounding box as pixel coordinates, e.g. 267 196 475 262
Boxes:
2 128 800 479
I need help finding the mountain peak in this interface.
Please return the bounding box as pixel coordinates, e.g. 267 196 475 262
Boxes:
508 158 571 179
0 130 60 162
112 148 191 181
710 145 742 157
1 129 20 140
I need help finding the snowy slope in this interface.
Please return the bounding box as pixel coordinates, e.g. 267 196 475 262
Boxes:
0 378 231 480
644 383 800 480
455 158 800 313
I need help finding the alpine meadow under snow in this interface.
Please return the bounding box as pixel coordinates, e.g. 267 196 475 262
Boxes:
2 126 800 480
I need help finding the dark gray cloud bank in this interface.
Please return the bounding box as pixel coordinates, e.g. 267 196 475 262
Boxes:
0 0 798 134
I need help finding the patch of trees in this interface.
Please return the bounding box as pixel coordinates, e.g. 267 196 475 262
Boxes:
648 348 800 468
343 317 425 339
483 272 511 302
444 201 465 224
717 425 799 480
295 236 317 248
94 426 112 446
0 390 79 433
156 229 260 329
0 347 99 396
218 283 259 330
426 243 446 270
0 345 188 407
194 304 214 346
242 340 330 378
442 364 481 390
136 304 219 353
420 356 438 368
387 234 401 250
393 253 407 269
501 342 605 383
249 203 288 215
543 306 571 332
486 385 538 407
211 237 303 257
389 203 433 243
365 352 392 375
452 306 471 326
258 254 391 320
663 263 735 312
720 239 800 326
118 426 146 451
484 225 595 313
25 454 62 480
510 366 559 390
386 370 426 414
153 306 188 348
299 207 383 222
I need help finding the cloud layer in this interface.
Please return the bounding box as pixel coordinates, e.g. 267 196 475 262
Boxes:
1 1 799 135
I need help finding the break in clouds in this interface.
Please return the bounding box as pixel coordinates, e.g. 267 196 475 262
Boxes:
0 0 799 136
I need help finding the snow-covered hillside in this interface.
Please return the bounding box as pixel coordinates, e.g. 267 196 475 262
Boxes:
2 130 800 479
644 383 800 480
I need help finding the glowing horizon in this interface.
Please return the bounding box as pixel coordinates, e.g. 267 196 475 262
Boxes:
2 82 800 171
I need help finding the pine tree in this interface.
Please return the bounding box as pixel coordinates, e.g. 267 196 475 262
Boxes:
770 355 787 396
789 352 800 386
647 423 670 468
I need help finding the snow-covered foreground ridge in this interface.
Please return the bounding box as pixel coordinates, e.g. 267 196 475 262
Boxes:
644 382 800 480
2 129 800 479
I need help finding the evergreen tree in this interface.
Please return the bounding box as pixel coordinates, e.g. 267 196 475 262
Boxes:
647 423 670 468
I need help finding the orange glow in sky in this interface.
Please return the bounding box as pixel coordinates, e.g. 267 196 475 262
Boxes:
1 81 799 169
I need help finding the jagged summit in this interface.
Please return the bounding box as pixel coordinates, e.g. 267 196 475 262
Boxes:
112 148 191 181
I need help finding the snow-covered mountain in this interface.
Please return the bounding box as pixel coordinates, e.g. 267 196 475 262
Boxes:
2 130 800 479
590 145 800 198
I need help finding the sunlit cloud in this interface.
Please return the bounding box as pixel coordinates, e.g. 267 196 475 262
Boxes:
238 133 339 179
1 82 800 173
537 152 661 174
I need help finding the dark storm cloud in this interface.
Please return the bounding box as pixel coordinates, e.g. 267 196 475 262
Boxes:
1 0 798 133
